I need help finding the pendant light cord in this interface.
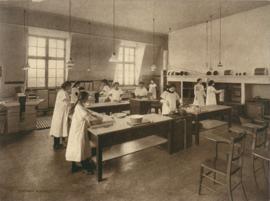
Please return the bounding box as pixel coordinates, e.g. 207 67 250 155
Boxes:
152 18 155 64
206 20 208 69
69 0 71 34
113 0 115 54
88 21 91 67
209 15 213 70
218 4 222 64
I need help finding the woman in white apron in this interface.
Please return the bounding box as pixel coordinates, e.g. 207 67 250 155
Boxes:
160 84 181 115
193 78 206 106
206 80 222 105
49 81 72 150
148 79 157 99
108 82 123 102
134 81 148 98
66 91 102 174
99 79 111 102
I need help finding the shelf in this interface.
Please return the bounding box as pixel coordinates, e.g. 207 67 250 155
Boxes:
167 75 270 84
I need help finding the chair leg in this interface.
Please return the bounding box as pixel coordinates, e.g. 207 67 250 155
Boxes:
213 172 216 184
198 166 204 195
240 182 248 201
252 155 259 187
227 177 233 201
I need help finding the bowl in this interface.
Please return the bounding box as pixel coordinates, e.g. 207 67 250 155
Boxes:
129 114 143 124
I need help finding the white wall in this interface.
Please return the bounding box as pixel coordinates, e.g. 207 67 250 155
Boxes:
169 5 270 76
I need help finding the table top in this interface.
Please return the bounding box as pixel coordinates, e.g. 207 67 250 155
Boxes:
86 101 130 109
0 99 44 107
88 113 172 136
130 98 159 102
187 105 232 115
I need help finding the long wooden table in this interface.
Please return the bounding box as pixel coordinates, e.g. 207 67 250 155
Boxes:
88 113 173 182
188 105 232 145
86 101 130 115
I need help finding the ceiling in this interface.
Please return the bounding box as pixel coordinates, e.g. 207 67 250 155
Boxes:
1 0 270 34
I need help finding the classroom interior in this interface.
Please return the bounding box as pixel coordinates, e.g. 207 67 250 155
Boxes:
1 0 270 201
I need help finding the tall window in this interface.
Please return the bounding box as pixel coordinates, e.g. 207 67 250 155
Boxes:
28 35 66 88
114 46 136 85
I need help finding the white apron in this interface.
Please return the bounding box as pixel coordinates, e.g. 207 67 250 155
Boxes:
206 86 218 105
65 104 91 162
49 89 70 137
109 88 123 102
149 83 157 99
193 84 205 106
160 91 180 115
134 87 148 97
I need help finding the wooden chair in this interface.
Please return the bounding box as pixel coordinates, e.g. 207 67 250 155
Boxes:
198 131 247 201
251 123 269 187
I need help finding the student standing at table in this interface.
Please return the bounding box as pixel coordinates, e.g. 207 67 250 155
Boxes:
134 81 148 98
206 80 222 105
70 81 80 104
66 91 102 174
160 84 181 115
148 79 157 99
193 78 206 106
108 82 123 102
50 81 72 150
99 79 111 102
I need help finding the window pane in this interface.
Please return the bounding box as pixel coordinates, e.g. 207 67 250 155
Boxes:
129 48 135 56
49 60 57 68
28 78 36 87
57 69 64 77
28 69 36 78
49 39 57 48
48 69 56 77
56 49 64 58
37 47 45 57
49 48 56 57
57 40 64 49
28 47 37 56
37 38 46 47
48 78 56 87
29 36 37 47
37 69 45 77
36 77 45 87
56 78 64 86
56 60 64 68
28 59 36 68
37 59 45 68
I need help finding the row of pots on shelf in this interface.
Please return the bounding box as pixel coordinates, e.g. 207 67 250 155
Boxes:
167 70 247 76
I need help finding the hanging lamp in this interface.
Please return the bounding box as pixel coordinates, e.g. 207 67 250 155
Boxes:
109 0 119 63
150 17 157 72
22 3 30 71
205 20 209 69
87 21 91 72
66 0 74 69
217 3 223 67
209 15 213 71
166 27 172 69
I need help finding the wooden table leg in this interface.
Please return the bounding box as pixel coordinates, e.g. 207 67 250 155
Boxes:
195 116 200 145
268 161 270 201
96 136 103 182
227 108 232 128
167 121 173 154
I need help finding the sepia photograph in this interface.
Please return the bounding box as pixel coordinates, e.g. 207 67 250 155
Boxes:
0 0 270 200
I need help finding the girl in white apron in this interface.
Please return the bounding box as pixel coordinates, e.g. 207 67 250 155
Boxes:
149 79 157 100
99 79 111 102
134 81 148 98
49 81 71 150
206 80 222 105
193 78 206 106
160 84 181 115
108 82 123 102
66 91 102 174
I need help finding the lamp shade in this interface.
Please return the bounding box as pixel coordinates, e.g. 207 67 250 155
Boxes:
22 62 30 71
150 64 157 72
109 52 120 63
66 58 74 69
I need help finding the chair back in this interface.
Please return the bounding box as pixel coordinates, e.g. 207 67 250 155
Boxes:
251 123 268 151
246 102 264 120
227 131 246 174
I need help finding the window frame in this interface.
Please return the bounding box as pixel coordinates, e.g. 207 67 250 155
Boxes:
27 34 67 89
115 46 136 86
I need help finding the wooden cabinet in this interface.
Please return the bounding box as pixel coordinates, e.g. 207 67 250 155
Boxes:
169 114 193 153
